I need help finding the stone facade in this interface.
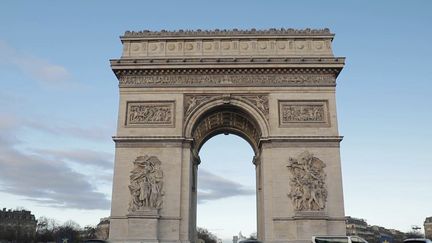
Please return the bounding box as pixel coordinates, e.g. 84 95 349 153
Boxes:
96 217 110 240
0 208 37 241
345 216 408 243
109 28 346 243
425 217 432 240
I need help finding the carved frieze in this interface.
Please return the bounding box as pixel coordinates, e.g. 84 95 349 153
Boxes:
129 155 164 212
184 94 269 120
279 100 329 127
286 151 327 211
121 28 334 58
123 39 332 57
119 73 335 88
126 101 175 127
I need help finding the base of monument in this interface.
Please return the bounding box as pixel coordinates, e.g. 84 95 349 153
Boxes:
127 211 160 241
109 210 162 242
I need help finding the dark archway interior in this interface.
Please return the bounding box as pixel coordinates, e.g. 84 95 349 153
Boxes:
191 105 262 154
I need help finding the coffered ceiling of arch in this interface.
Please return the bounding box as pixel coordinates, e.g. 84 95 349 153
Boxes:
192 110 261 152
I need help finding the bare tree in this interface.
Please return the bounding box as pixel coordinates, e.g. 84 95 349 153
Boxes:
54 220 81 243
36 216 59 242
197 227 218 243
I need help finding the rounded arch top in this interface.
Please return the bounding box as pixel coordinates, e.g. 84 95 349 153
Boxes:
184 95 270 153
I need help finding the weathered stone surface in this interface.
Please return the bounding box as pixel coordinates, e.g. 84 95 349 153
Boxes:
109 28 346 243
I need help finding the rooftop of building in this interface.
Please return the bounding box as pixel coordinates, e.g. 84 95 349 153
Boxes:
0 208 36 221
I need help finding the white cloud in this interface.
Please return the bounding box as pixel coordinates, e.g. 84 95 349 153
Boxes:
0 40 71 85
0 135 111 210
34 148 114 170
25 119 113 142
198 169 255 203
0 114 112 210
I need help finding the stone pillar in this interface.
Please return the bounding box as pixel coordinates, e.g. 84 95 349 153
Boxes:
109 139 186 243
258 139 346 243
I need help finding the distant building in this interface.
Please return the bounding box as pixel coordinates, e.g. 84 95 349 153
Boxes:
0 208 37 241
425 217 432 240
96 217 110 240
346 217 376 243
233 235 239 243
346 216 407 243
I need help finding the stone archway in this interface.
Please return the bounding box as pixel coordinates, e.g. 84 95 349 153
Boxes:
185 99 266 242
109 28 346 243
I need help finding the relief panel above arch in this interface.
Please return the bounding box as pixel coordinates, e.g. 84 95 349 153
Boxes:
125 101 175 127
278 100 330 127
116 93 184 137
267 92 339 137
184 93 269 121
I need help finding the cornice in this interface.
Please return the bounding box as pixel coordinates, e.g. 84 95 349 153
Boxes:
111 57 345 78
122 28 334 39
113 67 341 77
111 56 344 67
112 135 342 143
113 136 188 143
264 136 343 143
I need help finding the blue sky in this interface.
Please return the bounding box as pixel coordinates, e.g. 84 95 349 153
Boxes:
0 0 431 241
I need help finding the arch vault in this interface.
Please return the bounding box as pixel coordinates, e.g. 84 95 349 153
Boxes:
109 28 346 243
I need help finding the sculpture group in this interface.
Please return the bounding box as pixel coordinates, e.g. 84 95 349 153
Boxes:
287 151 327 211
128 155 164 212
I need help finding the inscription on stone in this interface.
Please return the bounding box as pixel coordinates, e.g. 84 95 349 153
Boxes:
279 101 328 126
287 151 327 211
126 101 174 126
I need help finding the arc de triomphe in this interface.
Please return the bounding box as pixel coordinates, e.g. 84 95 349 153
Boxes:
109 28 346 243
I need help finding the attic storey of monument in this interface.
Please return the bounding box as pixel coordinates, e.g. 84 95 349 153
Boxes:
109 28 345 243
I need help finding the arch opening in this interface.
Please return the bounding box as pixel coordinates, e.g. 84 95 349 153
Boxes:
189 104 264 241
197 134 257 241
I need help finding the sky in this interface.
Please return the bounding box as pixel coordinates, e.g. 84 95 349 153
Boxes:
0 0 431 241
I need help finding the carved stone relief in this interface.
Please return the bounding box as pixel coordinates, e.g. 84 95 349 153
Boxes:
126 101 174 126
238 95 269 119
286 151 327 211
184 94 269 120
119 73 335 88
279 100 328 127
184 95 214 117
129 155 164 212
123 39 332 56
